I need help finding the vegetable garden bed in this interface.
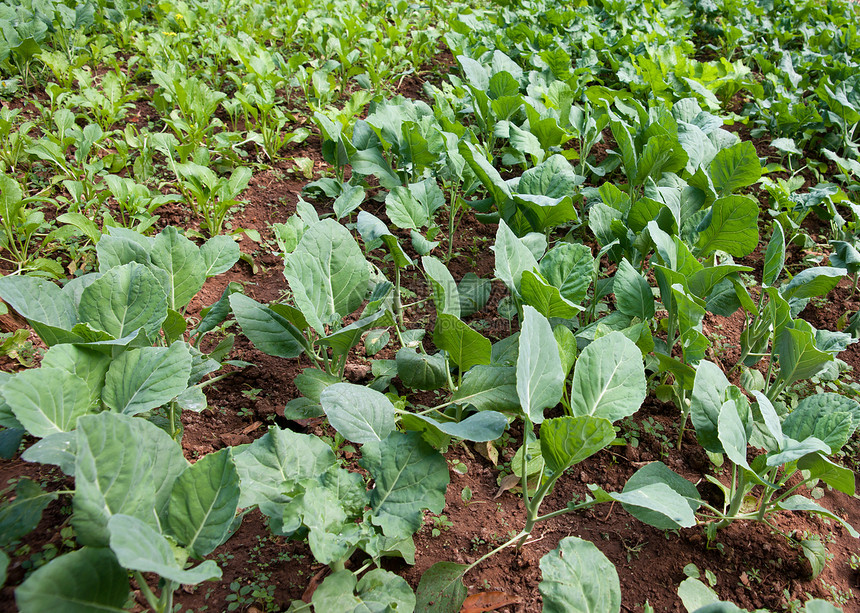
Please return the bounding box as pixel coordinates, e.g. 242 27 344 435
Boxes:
1 0 860 611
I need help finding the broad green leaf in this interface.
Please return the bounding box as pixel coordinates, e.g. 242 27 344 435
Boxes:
200 235 239 276
96 234 151 270
569 332 646 422
452 365 519 413
717 400 761 481
507 122 545 165
775 327 833 388
672 283 706 331
168 447 240 558
361 431 448 539
229 293 305 358
489 70 519 99
353 568 416 612
783 392 860 450
333 184 365 219
751 391 783 450
458 272 491 317
636 134 688 184
386 185 430 230
73 413 188 546
829 241 860 275
415 562 468 613
0 478 57 547
1 369 91 438
16 548 129 613
777 496 859 538
150 226 206 310
687 265 751 300
539 536 621 613
797 454 855 496
408 178 445 216
0 275 76 331
0 371 20 430
423 256 460 317
0 173 23 224
766 436 831 467
61 272 102 310
350 148 400 189
493 219 538 297
804 600 845 613
554 325 577 378
433 314 491 372
316 308 393 358
609 118 637 186
102 343 193 416
108 514 221 584
234 426 336 509
514 194 577 234
283 218 370 335
677 578 720 611
310 570 361 611
620 462 701 529
396 347 448 391
294 369 340 404
614 259 654 320
780 267 845 301
539 242 593 303
78 262 167 342
458 56 489 90
21 432 76 475
610 482 697 528
516 306 564 423
540 416 615 475
459 141 512 210
771 138 802 156
628 197 668 234
521 270 582 319
309 567 415 613
409 411 508 442
763 223 786 286
518 154 581 199
320 382 396 443
709 141 761 197
162 308 187 344
690 361 730 453
677 122 718 173
696 196 759 257
588 202 623 247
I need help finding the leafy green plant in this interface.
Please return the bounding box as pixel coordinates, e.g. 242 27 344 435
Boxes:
171 157 252 237
102 174 180 232
679 576 844 612
231 215 391 385
151 63 226 145
234 425 447 612
416 310 695 611
7 412 241 613
0 173 56 276
689 367 858 544
0 226 240 442
0 107 34 172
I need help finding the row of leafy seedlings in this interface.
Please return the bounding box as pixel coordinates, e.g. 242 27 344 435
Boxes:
2 0 860 610
235 0 860 608
0 0 448 279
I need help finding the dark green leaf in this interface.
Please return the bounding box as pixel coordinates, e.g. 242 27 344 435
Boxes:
16 548 128 613
539 536 621 613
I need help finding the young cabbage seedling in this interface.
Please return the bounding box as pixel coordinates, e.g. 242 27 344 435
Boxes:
685 362 859 570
